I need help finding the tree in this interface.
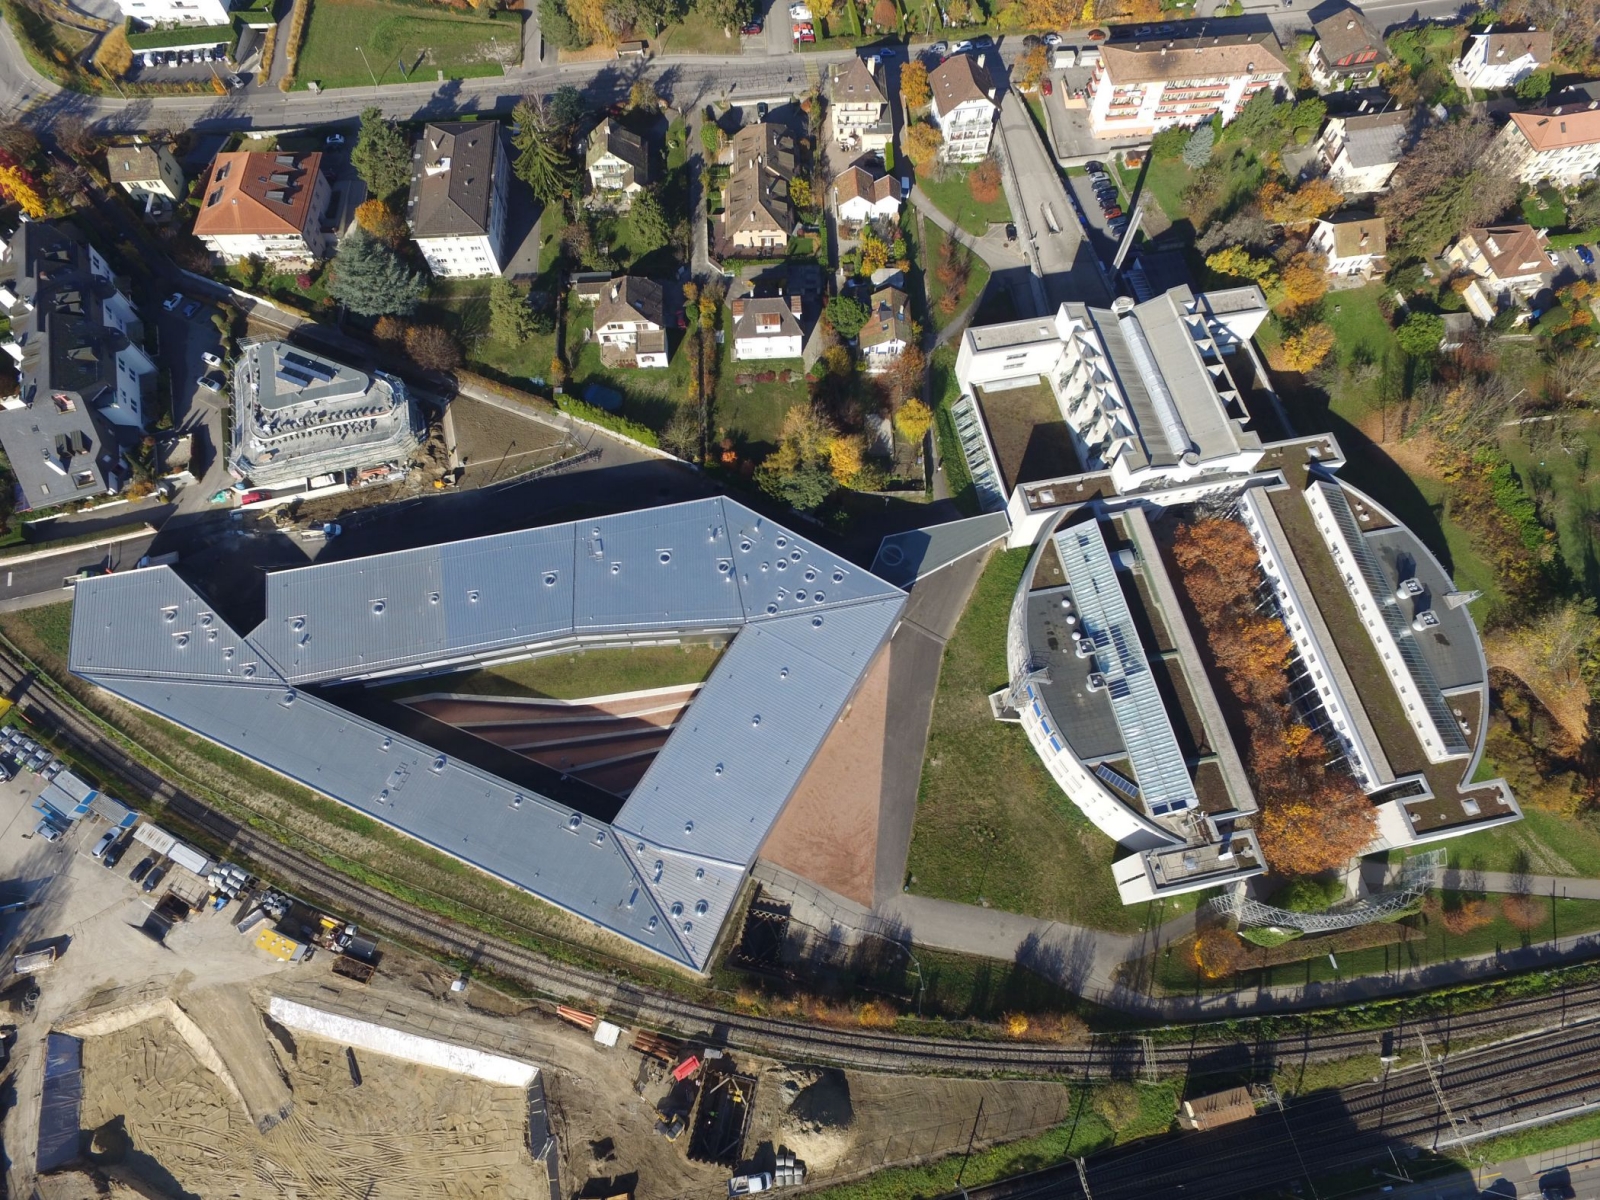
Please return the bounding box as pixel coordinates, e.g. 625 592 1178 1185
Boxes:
1516 67 1554 100
827 295 869 338
0 124 39 163
1260 177 1343 226
701 121 723 157
1016 44 1048 93
0 164 45 219
355 199 409 246
628 76 660 112
541 0 587 46
894 397 932 445
565 0 616 44
1396 310 1446 357
660 404 702 460
1274 323 1336 373
871 0 896 24
969 157 1002 205
1502 892 1544 932
1205 246 1276 285
93 25 134 78
512 96 581 210
327 228 423 317
404 324 462 371
488 277 537 345
1255 785 1378 875
54 117 98 163
789 176 813 210
1191 928 1246 981
856 231 888 276
900 60 930 111
905 120 943 170
698 0 753 29
630 187 671 256
888 344 927 401
757 406 839 510
351 108 412 202
1276 251 1328 315
374 315 407 343
546 86 589 143
1182 123 1214 169
1379 116 1515 258
827 434 864 483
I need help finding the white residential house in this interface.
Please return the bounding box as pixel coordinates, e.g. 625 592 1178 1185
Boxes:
584 276 669 369
732 295 804 360
1308 213 1387 283
1318 107 1410 194
830 56 893 153
115 0 229 25
860 286 911 371
831 163 900 224
1445 224 1552 312
405 121 511 279
1488 106 1600 187
192 151 333 264
1087 28 1289 139
929 54 999 162
585 118 652 201
1452 25 1553 91
107 141 185 212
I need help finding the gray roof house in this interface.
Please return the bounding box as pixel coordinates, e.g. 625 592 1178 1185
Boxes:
67 496 906 971
0 222 156 510
586 118 653 197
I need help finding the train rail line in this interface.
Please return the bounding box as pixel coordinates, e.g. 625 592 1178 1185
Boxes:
9 647 1600 1079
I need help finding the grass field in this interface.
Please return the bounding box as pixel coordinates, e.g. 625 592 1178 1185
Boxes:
712 309 810 459
922 222 990 331
1409 807 1600 880
566 303 691 432
656 7 738 54
293 0 519 89
809 1081 1179 1200
1499 410 1600 600
918 165 1012 238
1153 892 1600 992
1521 185 1566 229
381 643 725 701
904 549 1190 933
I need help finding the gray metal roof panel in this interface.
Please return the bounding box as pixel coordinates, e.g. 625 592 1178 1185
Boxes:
614 598 901 865
573 500 745 630
71 565 282 684
871 513 1010 588
84 671 693 966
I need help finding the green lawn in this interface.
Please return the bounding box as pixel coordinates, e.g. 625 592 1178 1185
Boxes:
419 276 558 388
1141 152 1192 225
293 0 519 89
923 220 990 330
1155 892 1600 992
931 345 976 515
918 165 1012 237
905 549 1188 933
1499 410 1600 601
1411 807 1600 880
1521 184 1567 229
378 643 724 701
656 7 740 53
565 302 692 432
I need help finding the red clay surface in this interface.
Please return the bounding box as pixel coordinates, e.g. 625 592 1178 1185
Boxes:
403 685 700 797
757 643 892 908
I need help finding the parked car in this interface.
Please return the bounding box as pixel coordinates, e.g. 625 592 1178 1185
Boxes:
326 132 345 145
928 40 948 54
1548 250 1563 266
227 73 244 88
181 299 202 319
102 836 129 868
1044 31 1063 45
1005 222 1017 242
34 819 62 842
197 372 225 392
238 490 267 505
91 830 117 859
951 39 972 53
142 864 167 894
1084 159 1105 173
130 854 157 883
877 45 901 57
1041 77 1052 94
793 25 815 41
970 34 993 49
740 19 762 32
1580 244 1596 265
163 293 183 311
201 351 222 368
1102 205 1123 220
729 1176 773 1197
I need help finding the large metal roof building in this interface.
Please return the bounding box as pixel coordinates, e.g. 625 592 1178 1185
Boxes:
69 497 906 970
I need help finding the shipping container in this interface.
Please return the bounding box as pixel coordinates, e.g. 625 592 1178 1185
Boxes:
133 823 178 856
167 842 214 877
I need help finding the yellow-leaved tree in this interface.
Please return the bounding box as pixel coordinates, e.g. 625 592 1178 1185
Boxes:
900 60 930 111
894 397 932 445
0 165 45 219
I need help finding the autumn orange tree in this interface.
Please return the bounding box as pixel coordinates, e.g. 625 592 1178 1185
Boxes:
355 199 409 246
1275 251 1328 315
905 121 943 170
0 162 45 219
1261 178 1344 227
900 60 930 111
1271 323 1335 373
1192 927 1247 980
969 157 1002 205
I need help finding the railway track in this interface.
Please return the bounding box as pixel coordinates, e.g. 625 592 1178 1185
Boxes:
971 1023 1600 1200
9 647 1600 1078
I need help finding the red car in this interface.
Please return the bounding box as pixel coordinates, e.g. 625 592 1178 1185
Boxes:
1041 77 1053 95
238 490 267 505
740 19 762 33
1102 206 1123 220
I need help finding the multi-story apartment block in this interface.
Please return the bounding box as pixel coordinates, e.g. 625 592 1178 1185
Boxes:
1318 107 1410 194
1452 25 1552 91
1445 224 1552 316
192 151 333 264
1087 29 1289 139
0 223 156 509
1488 105 1600 186
830 55 893 154
929 53 999 162
719 123 798 256
405 121 511 278
115 0 228 25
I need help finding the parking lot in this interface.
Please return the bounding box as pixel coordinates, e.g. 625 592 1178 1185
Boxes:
1066 163 1128 264
128 43 241 88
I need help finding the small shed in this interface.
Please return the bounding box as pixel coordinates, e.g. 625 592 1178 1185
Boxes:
1179 1086 1257 1131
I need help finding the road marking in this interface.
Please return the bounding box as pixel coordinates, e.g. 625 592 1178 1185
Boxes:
5 573 11 587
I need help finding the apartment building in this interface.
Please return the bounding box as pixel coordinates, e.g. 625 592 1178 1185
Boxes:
1445 224 1552 313
719 123 798 256
192 151 333 264
929 53 999 162
405 122 511 279
114 0 229 25
107 140 185 211
1489 105 1600 186
1088 29 1289 139
830 55 893 154
585 118 653 200
1452 25 1552 91
1317 107 1410 194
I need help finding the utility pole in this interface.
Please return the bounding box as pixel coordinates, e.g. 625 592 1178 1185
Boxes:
355 44 378 87
954 1099 984 1189
1075 1156 1093 1200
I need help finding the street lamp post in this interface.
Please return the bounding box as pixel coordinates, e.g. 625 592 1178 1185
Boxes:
355 44 379 87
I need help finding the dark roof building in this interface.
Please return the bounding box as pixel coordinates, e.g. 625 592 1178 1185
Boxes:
0 222 156 510
406 122 512 278
1309 6 1389 84
585 117 653 193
